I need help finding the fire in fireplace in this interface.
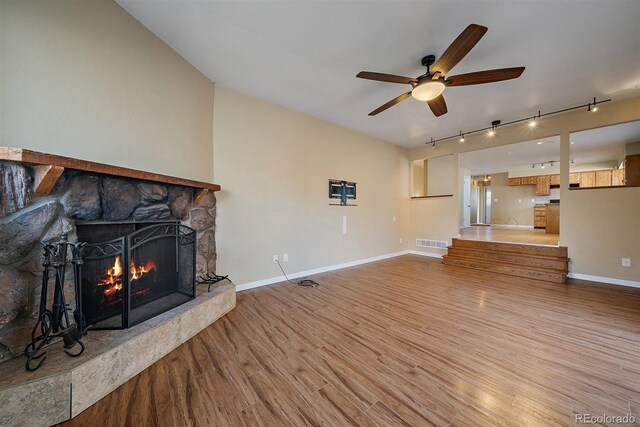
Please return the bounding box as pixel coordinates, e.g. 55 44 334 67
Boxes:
77 221 196 329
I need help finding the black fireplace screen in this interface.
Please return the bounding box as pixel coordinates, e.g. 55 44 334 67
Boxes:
78 222 196 329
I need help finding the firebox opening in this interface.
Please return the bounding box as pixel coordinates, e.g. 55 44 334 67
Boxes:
76 221 196 329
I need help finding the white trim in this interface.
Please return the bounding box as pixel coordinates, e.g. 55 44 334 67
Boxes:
236 251 409 292
235 251 640 292
490 224 534 229
406 250 444 258
568 272 640 289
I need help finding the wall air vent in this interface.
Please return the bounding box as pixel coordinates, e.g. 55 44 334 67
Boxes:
416 239 448 249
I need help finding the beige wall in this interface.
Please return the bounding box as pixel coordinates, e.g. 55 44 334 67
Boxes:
490 173 537 227
427 155 455 196
213 86 409 285
0 0 214 181
408 96 640 283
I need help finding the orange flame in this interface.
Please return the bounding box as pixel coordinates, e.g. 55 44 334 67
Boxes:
98 255 155 300
130 259 157 281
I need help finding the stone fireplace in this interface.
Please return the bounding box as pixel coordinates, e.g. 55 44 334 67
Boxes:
0 148 234 426
0 152 217 362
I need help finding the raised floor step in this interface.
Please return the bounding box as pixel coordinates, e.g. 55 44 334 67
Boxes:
451 238 567 259
442 254 567 284
446 246 568 272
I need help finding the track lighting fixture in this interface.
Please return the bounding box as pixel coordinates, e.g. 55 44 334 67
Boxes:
571 159 575 165
425 98 610 146
431 138 436 148
533 160 561 169
488 120 500 137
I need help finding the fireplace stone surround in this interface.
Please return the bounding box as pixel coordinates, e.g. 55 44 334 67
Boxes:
0 151 234 426
0 156 219 362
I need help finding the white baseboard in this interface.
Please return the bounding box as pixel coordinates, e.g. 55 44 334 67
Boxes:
236 251 409 292
405 250 444 258
490 224 534 229
235 250 640 292
568 272 640 289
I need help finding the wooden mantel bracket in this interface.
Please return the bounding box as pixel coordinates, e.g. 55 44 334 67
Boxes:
0 147 221 195
33 165 65 196
193 189 209 206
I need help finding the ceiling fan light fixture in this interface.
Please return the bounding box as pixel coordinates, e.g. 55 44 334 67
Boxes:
411 80 445 101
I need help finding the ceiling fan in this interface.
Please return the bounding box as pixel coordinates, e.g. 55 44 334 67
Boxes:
356 24 525 117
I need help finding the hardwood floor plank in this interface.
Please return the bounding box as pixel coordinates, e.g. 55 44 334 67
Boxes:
60 255 640 427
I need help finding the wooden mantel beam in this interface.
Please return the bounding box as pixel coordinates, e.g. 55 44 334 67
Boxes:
0 147 220 192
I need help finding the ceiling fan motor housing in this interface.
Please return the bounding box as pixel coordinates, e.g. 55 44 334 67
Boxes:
421 55 436 68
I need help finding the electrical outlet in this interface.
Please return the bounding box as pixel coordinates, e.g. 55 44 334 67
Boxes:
273 255 278 264
399 238 403 244
622 258 631 267
393 216 396 222
494 198 499 203
518 199 522 203
283 253 289 262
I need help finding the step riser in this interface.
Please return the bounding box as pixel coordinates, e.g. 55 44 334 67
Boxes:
451 238 568 258
447 247 568 272
442 256 566 284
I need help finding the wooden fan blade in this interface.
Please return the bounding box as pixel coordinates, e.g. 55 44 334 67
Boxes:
432 24 488 76
357 71 417 85
445 67 525 87
427 95 448 117
369 92 412 116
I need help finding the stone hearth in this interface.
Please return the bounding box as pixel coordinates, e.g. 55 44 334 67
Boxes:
0 284 235 427
0 160 218 362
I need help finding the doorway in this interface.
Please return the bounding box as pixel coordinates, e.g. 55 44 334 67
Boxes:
462 175 471 228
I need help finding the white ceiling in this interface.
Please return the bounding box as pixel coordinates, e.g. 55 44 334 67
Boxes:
118 0 640 148
570 120 640 164
459 119 640 174
460 136 560 175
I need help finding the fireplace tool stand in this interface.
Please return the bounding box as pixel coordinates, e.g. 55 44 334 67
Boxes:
24 234 87 372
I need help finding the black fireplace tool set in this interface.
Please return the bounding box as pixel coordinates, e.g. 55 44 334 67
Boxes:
24 234 88 372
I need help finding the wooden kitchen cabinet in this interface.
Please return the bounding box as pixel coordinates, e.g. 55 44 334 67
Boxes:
612 168 625 186
522 176 537 185
533 206 546 228
580 172 596 188
626 154 640 186
569 173 581 184
508 177 521 186
545 204 560 234
550 174 560 186
535 175 551 196
595 170 612 187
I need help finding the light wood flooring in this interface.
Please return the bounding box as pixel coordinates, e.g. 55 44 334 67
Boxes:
461 226 560 246
61 255 640 426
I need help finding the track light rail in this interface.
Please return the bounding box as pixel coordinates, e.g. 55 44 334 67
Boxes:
426 97 611 146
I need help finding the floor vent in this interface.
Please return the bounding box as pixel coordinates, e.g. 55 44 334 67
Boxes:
416 239 448 249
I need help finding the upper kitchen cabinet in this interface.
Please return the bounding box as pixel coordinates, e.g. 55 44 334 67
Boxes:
570 121 640 189
536 175 551 196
